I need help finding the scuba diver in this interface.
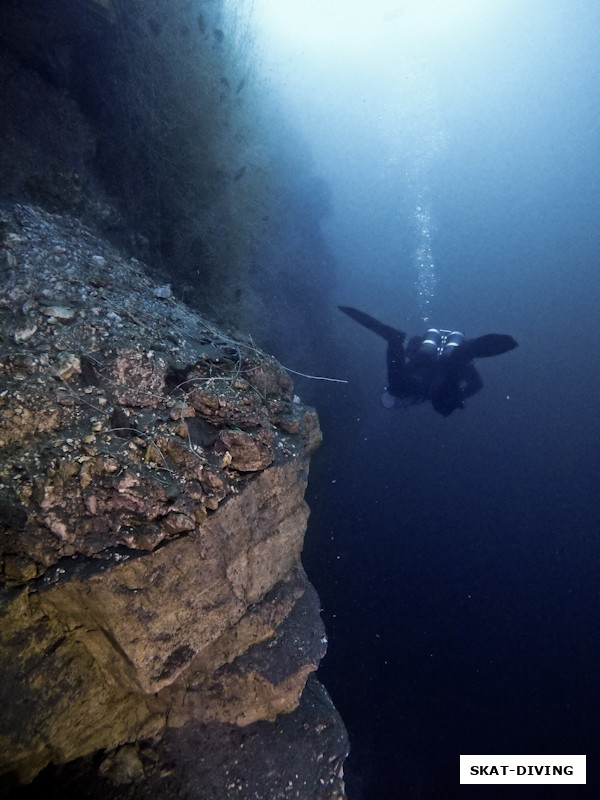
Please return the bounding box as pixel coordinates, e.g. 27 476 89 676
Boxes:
339 306 518 417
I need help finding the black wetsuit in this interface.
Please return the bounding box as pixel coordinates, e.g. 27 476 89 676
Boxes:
339 306 518 417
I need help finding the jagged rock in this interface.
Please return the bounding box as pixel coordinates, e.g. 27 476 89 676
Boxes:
0 204 348 798
3 676 348 800
218 429 274 471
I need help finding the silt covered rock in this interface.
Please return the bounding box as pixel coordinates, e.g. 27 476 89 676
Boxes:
0 204 347 799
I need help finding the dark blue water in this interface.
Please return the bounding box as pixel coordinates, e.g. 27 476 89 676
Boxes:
268 2 600 797
303 378 599 797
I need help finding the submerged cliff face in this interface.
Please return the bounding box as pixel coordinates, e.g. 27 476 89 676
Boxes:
0 3 349 794
0 203 347 798
0 0 341 379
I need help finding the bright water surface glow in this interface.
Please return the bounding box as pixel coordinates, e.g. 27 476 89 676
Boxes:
235 0 510 322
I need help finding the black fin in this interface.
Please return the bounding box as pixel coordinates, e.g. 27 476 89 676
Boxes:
338 306 405 344
461 334 518 359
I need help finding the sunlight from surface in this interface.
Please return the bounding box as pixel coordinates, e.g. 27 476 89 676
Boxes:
230 0 530 324
247 0 505 57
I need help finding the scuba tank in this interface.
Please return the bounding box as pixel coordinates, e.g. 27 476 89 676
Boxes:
416 328 464 359
439 330 465 358
417 328 442 358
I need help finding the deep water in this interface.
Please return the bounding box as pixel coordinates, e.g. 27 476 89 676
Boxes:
257 2 600 797
303 374 599 799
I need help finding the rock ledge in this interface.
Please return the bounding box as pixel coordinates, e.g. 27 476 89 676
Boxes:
0 204 346 799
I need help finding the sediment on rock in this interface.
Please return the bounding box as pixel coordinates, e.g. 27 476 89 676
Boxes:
0 204 347 799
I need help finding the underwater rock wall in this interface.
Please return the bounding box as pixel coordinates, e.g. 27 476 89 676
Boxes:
0 0 342 379
0 204 347 798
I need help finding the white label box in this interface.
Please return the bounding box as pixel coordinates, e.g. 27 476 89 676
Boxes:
460 755 586 784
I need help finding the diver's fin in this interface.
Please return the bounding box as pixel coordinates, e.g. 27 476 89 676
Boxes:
338 306 405 344
461 334 518 359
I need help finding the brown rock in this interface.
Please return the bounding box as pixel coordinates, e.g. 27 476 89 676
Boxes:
0 203 346 796
219 430 274 471
244 356 294 399
160 511 195 535
104 348 168 407
273 414 301 434
0 456 314 780
300 409 323 455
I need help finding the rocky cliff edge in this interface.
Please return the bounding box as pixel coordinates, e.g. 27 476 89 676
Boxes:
0 203 347 798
